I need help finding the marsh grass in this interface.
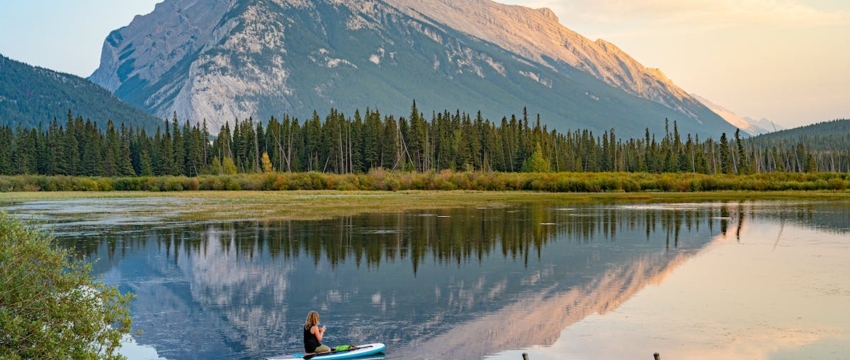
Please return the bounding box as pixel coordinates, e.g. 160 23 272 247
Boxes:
2 190 849 222
1 171 849 194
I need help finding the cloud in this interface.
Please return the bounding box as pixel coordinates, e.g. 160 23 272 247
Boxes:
536 0 847 28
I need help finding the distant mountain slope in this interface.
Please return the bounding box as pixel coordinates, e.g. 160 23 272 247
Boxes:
691 94 776 136
745 117 783 133
0 54 164 132
749 119 850 151
90 0 736 138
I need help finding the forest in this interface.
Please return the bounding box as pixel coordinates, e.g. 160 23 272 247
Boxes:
0 54 163 132
1 104 848 182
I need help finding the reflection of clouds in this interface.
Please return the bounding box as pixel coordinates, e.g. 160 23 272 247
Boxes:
119 334 167 360
392 250 696 359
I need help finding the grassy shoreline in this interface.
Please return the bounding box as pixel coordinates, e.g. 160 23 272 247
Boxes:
1 190 849 222
0 171 849 194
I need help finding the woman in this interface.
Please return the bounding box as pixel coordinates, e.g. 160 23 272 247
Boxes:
303 311 331 354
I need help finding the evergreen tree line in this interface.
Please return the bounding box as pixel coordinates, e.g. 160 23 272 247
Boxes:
1 104 848 177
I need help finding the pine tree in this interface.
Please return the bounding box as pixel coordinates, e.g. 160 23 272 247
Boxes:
0 126 13 175
119 124 136 176
382 116 401 170
79 121 103 176
171 114 185 176
735 129 750 174
12 124 31 174
102 120 120 177
63 114 80 175
720 133 733 174
162 121 177 175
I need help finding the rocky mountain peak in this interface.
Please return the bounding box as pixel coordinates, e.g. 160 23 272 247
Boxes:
536 7 558 22
89 0 734 137
90 0 234 93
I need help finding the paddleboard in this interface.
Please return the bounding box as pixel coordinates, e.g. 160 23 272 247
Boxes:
267 343 386 360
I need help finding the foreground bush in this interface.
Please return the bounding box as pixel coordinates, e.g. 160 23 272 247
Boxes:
0 171 849 193
0 212 134 359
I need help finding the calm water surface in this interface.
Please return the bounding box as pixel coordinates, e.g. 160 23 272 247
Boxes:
3 199 849 360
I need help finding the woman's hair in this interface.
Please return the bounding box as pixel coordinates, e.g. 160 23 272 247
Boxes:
304 311 320 330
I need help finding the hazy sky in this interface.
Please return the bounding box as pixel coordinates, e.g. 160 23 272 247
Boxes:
501 0 850 128
0 0 847 128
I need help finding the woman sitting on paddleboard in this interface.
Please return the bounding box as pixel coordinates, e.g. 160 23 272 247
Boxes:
304 311 331 354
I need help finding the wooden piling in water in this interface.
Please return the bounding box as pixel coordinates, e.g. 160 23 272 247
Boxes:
522 353 529 360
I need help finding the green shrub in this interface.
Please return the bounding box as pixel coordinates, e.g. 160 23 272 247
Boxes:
0 212 134 359
96 179 113 192
200 176 225 191
113 177 142 191
828 178 847 190
73 178 99 191
183 177 200 191
224 177 241 191
162 177 184 192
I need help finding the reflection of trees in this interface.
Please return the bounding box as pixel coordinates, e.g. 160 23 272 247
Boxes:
66 204 742 274
62 201 850 276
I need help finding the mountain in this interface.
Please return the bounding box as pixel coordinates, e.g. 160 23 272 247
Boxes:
692 94 777 136
745 116 783 132
748 118 850 152
0 54 164 132
90 0 736 138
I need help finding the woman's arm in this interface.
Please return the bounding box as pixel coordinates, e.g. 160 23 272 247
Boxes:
311 325 327 342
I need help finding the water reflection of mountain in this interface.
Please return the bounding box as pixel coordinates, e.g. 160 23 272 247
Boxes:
54 202 837 360
391 251 696 359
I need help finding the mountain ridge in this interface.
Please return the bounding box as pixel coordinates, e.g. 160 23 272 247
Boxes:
0 54 164 132
89 0 736 138
692 94 779 135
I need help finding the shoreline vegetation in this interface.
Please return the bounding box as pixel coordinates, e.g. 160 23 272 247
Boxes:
1 170 848 193
0 213 132 359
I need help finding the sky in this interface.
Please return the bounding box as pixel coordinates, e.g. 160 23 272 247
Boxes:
0 0 848 128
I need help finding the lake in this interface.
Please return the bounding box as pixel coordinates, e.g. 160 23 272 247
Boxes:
3 198 849 360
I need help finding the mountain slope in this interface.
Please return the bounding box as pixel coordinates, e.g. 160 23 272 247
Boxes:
748 118 850 152
692 94 777 136
90 0 736 138
0 54 164 132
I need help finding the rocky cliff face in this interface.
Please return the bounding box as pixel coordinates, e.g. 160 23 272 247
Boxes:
90 0 735 137
90 0 233 92
386 0 692 109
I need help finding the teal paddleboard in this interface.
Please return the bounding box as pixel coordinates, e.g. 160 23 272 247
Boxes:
267 343 386 360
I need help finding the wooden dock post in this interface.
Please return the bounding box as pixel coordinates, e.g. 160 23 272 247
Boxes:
522 353 529 360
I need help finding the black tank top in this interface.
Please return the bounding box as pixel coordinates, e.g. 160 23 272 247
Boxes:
304 326 321 353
